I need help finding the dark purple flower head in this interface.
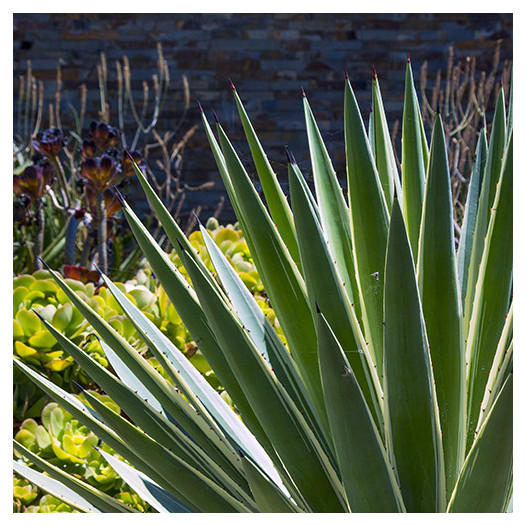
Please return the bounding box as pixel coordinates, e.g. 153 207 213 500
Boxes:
81 139 97 160
89 121 121 149
32 128 64 159
13 162 55 200
80 154 121 191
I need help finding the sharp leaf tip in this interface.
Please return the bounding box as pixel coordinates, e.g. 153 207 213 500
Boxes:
192 211 202 225
31 308 45 321
72 380 85 392
284 146 297 165
38 257 51 271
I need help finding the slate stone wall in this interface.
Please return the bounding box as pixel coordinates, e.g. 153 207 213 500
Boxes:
13 13 512 221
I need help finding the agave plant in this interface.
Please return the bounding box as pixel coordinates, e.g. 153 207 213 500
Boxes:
13 60 512 513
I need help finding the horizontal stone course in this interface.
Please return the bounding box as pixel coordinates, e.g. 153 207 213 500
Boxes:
13 13 512 222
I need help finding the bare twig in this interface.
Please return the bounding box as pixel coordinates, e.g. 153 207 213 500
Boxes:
213 196 225 219
32 81 44 139
34 199 45 270
419 43 511 239
95 189 108 273
24 61 32 141
97 53 109 123
55 63 63 130
17 74 24 139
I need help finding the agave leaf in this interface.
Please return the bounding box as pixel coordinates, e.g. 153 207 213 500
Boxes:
288 159 384 436
303 94 362 327
38 314 218 455
507 71 513 145
371 70 401 210
344 76 389 379
473 345 514 446
41 264 237 461
96 340 255 506
457 129 488 309
485 88 508 209
368 106 375 155
417 113 466 498
204 109 312 395
36 313 249 497
200 109 245 224
506 491 513 513
200 107 262 283
241 455 304 513
98 270 285 497
14 357 96 417
97 448 193 513
100 339 165 414
288 158 320 220
119 199 272 455
41 272 256 502
466 132 513 448
198 220 327 455
463 88 507 332
401 59 428 256
383 198 446 512
79 389 252 513
14 441 134 513
13 460 98 513
316 309 405 512
447 374 512 513
475 301 512 432
215 121 326 417
231 85 301 268
198 220 295 382
177 241 347 512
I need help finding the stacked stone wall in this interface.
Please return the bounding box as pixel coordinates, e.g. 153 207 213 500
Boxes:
14 13 512 220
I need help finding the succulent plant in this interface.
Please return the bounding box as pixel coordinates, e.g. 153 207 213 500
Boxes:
14 61 512 513
13 271 158 382
111 491 151 513
13 271 103 390
25 494 76 513
13 162 57 269
13 475 39 511
13 163 55 201
14 399 152 512
32 128 65 160
88 121 122 150
15 401 108 468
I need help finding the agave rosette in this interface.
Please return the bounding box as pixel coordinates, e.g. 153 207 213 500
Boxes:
14 61 512 513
